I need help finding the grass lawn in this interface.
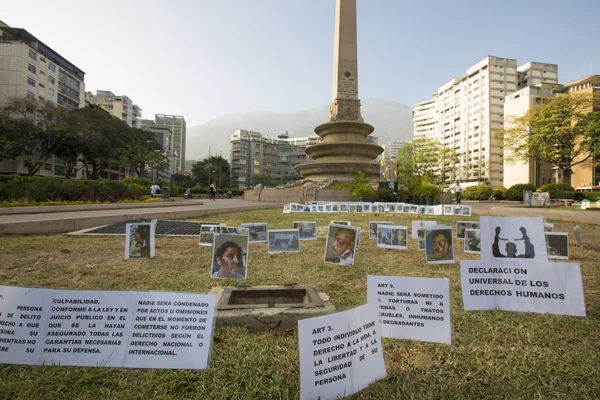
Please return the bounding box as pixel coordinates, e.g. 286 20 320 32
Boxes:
0 209 598 399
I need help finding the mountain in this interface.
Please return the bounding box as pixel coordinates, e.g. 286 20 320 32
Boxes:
185 98 412 160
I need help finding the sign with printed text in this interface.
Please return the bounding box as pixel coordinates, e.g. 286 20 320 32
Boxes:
367 276 451 344
298 303 387 400
0 286 217 369
479 216 547 261
461 260 586 317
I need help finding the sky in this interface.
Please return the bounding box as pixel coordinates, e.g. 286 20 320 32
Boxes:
3 0 600 127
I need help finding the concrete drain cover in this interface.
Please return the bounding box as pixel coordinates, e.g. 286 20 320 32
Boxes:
73 220 219 236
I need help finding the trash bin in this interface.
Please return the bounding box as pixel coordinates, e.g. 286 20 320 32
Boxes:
162 187 171 200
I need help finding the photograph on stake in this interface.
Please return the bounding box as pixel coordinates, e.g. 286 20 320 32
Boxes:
369 221 393 240
324 225 360 266
211 233 248 279
199 224 220 246
377 225 408 250
424 226 454 264
545 232 569 260
293 221 317 241
464 228 481 254
268 229 301 254
411 220 437 239
125 223 155 259
241 223 267 243
457 221 480 239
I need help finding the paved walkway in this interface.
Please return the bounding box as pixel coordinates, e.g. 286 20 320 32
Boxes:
0 199 282 235
467 201 600 224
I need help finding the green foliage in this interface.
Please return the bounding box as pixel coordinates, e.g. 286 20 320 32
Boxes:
352 182 375 199
539 183 575 198
377 187 395 202
491 186 506 200
500 94 600 183
396 187 409 202
121 177 152 187
251 173 277 187
191 156 230 187
504 183 537 201
158 179 179 196
582 192 600 201
463 185 494 200
171 173 194 189
396 138 459 186
0 197 159 207
554 191 585 201
0 176 147 202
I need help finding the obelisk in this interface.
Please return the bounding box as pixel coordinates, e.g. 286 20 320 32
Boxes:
295 0 383 181
329 0 363 123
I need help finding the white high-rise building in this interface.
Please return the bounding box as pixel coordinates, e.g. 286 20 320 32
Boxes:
85 90 142 128
381 141 405 160
412 56 558 187
155 114 186 172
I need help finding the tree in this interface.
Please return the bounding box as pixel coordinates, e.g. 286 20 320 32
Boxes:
191 156 230 188
69 107 134 180
251 173 276 187
396 139 458 187
500 94 600 183
126 128 168 179
0 97 71 175
171 173 194 188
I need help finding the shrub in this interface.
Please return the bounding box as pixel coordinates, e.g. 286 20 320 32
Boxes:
538 183 575 198
463 185 493 200
121 177 152 187
492 186 506 200
583 192 600 201
377 187 395 202
504 183 537 201
158 179 179 196
352 183 375 199
396 188 409 202
554 191 584 201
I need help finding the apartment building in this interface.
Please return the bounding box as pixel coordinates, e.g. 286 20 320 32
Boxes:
140 119 177 180
0 21 87 177
413 56 558 187
412 98 438 140
85 91 142 128
154 114 186 172
381 141 406 160
504 75 600 188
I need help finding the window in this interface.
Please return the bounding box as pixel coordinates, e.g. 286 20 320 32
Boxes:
49 63 56 72
29 50 36 60
27 91 35 99
48 76 55 85
48 88 55 97
39 83 45 88
27 77 35 87
40 57 46 63
28 64 36 74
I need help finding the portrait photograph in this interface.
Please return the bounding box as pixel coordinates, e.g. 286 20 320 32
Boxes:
241 223 267 243
418 206 426 214
318 205 324 212
325 204 332 212
349 204 356 212
456 221 480 239
332 204 340 212
425 227 455 264
125 223 155 259
461 206 472 216
293 221 317 241
340 203 348 212
324 225 360 266
453 206 462 215
211 233 248 280
409 205 418 214
283 204 291 213
545 232 569 260
199 224 220 246
464 229 481 254
369 221 393 240
268 229 301 254
377 204 385 213
356 204 363 212
402 204 411 213
544 223 554 232
411 220 438 239
443 205 453 215
377 225 408 250
311 205 318 212
304 205 311 212
389 204 397 213
480 216 547 261
417 227 426 251
362 204 372 213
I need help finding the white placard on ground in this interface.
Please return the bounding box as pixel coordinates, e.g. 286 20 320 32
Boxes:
411 220 437 239
0 285 54 365
461 259 586 317
298 303 387 400
0 286 217 369
479 216 547 261
367 276 451 344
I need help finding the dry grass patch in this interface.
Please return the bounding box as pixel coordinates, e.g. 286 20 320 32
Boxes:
0 209 598 399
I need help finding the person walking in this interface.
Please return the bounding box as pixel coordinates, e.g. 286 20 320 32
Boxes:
209 181 217 201
453 181 462 204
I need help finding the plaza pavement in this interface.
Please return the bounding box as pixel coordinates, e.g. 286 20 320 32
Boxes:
1 199 599 235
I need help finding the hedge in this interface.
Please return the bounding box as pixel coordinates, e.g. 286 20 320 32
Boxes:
0 176 147 202
463 185 493 200
554 191 585 201
504 184 537 201
539 183 574 198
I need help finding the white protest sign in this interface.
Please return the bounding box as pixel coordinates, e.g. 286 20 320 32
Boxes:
41 290 136 367
0 286 217 369
125 292 216 369
461 260 586 317
298 303 386 400
479 216 547 261
0 285 54 365
411 220 437 239
367 276 451 344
